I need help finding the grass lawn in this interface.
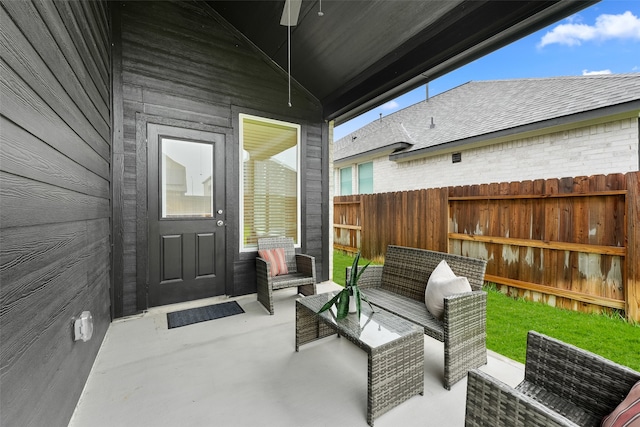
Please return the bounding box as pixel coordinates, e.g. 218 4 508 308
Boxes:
486 285 640 371
333 250 370 286
333 251 640 371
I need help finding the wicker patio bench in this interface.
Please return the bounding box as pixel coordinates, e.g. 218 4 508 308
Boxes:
256 237 316 315
349 245 488 390
465 331 640 427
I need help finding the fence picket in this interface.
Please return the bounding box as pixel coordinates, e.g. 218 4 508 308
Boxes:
333 171 638 321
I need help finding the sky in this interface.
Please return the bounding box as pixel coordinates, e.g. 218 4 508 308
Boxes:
333 0 640 140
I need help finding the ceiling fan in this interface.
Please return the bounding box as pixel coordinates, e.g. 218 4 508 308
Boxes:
280 0 323 106
280 0 302 27
280 0 302 107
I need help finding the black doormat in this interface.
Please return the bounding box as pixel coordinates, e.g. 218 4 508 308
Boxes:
167 301 245 329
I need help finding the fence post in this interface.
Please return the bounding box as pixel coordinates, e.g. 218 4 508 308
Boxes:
626 172 640 322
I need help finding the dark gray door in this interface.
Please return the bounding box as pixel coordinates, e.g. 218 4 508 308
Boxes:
147 124 226 307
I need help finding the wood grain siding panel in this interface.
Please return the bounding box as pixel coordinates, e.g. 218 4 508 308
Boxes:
2 1 109 126
0 62 110 178
1 118 109 199
0 0 111 426
52 1 109 91
0 231 110 426
233 259 257 296
111 0 125 318
68 0 110 89
122 70 229 107
119 3 318 111
0 172 110 228
116 0 325 314
1 11 110 146
142 89 230 128
303 124 324 258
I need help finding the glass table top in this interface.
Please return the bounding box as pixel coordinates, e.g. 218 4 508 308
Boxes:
297 292 421 349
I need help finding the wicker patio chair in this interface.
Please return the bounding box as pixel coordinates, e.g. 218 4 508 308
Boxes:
256 237 316 315
350 245 488 389
465 331 640 427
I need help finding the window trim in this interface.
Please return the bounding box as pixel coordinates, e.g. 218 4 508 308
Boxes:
357 161 373 194
239 113 301 252
339 166 353 196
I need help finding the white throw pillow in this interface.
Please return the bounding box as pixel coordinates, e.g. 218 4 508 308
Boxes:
425 260 472 320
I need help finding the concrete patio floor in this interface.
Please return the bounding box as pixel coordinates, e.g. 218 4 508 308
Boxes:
68 281 524 427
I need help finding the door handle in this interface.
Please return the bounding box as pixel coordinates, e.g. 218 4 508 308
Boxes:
217 220 224 227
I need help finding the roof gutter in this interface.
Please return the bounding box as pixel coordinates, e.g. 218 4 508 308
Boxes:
335 142 412 165
389 100 640 161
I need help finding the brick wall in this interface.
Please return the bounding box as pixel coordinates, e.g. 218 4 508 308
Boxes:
371 117 638 193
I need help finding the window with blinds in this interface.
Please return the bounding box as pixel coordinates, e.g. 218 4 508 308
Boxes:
340 167 352 195
240 114 300 250
358 162 373 194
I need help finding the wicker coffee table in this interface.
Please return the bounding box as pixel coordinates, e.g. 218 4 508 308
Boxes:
296 292 424 426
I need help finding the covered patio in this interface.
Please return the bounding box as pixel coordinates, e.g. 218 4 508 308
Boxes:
2 1 601 426
68 281 524 427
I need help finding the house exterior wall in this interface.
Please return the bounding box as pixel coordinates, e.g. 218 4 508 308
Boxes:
113 1 328 316
370 117 639 193
0 1 111 426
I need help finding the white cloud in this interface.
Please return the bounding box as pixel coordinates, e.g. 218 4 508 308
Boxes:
381 100 399 110
538 11 640 47
582 69 612 75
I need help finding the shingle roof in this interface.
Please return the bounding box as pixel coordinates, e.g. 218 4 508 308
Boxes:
334 74 640 161
334 120 415 161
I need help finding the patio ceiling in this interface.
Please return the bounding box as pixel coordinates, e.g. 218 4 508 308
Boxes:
207 0 598 124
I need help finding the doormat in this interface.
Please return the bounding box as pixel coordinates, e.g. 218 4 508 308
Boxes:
167 301 245 329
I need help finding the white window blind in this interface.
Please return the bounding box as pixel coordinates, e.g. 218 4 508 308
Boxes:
358 162 373 194
240 115 299 250
340 167 352 195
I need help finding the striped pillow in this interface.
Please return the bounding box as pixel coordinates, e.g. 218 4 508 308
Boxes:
258 248 288 277
602 380 640 427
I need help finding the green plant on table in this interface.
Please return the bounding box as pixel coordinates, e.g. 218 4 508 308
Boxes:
318 251 374 320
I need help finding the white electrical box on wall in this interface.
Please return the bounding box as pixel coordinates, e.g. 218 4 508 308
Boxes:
74 311 94 342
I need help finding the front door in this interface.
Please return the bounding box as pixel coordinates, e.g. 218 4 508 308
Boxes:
147 124 226 307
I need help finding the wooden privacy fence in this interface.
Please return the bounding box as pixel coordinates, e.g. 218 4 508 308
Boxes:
333 172 640 321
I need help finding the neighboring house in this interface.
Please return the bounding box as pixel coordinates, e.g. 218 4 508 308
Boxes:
335 74 640 194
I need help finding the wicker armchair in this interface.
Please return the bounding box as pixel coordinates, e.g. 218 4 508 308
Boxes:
256 237 316 315
349 245 488 389
465 331 640 427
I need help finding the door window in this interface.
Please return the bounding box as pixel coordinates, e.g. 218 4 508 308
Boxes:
161 138 213 218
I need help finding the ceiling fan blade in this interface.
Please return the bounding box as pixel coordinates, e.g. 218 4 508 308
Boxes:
280 0 302 26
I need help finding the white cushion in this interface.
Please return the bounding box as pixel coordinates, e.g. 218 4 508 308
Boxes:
425 260 472 320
